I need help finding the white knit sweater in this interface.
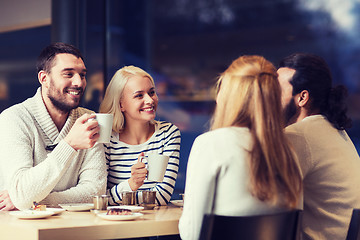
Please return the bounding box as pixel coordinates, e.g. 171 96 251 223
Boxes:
179 127 294 240
0 88 107 210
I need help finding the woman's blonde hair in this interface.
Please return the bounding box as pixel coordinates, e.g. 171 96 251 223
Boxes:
99 66 155 132
212 55 302 208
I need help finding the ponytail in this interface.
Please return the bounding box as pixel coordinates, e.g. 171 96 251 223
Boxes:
325 85 352 130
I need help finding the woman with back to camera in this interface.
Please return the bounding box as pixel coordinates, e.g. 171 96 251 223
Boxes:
99 66 181 206
179 55 302 240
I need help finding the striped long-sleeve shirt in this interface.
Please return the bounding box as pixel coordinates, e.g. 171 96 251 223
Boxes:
105 121 181 206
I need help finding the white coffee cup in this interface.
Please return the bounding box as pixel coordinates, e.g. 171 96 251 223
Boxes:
143 154 169 182
95 113 113 143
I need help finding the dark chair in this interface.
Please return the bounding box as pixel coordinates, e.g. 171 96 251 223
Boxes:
199 210 301 240
346 209 360 240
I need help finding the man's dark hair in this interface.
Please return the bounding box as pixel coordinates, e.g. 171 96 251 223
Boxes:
279 53 352 130
36 42 84 74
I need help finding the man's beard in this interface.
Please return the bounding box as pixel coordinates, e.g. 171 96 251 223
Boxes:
284 97 299 126
49 92 82 113
48 82 84 113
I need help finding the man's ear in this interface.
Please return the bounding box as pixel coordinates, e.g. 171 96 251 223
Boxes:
38 70 48 86
297 90 310 107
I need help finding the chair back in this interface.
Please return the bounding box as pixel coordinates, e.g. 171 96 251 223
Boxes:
199 210 301 240
346 209 360 240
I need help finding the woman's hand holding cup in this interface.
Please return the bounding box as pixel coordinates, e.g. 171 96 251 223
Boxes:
128 153 147 191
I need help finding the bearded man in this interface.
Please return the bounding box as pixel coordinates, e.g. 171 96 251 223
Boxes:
278 53 360 240
0 42 107 210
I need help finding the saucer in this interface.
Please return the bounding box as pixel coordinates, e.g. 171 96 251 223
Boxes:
59 203 94 211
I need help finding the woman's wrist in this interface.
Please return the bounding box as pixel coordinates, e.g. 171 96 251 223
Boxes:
128 178 140 191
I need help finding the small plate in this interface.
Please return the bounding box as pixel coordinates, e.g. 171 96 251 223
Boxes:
97 212 143 221
59 203 94 212
107 205 144 213
170 200 183 207
47 208 66 215
10 210 55 219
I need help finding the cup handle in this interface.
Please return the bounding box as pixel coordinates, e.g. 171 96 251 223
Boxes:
139 156 149 171
140 156 150 179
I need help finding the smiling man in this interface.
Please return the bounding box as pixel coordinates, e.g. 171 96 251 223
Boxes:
0 42 107 210
278 53 360 240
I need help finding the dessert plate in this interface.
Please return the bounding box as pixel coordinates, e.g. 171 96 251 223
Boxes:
97 212 143 221
107 205 144 213
59 203 94 212
10 210 55 219
170 200 183 207
47 208 66 215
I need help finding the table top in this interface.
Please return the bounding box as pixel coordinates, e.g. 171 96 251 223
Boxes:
0 204 183 240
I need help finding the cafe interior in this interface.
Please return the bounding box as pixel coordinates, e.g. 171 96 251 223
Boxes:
1 0 360 239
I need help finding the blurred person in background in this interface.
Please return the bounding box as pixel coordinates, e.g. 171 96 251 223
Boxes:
99 66 181 206
179 55 302 240
0 78 9 112
0 42 107 211
278 53 360 240
83 71 105 111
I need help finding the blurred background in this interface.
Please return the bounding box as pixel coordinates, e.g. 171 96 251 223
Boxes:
1 0 360 197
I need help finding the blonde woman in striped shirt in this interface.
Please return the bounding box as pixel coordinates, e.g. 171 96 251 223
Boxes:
99 66 181 205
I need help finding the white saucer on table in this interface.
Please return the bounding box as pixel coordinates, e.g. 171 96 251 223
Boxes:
97 212 143 221
47 208 66 215
10 210 55 219
59 203 94 212
107 205 144 213
170 200 183 207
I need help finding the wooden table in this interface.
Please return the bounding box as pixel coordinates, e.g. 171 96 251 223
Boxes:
0 205 182 240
